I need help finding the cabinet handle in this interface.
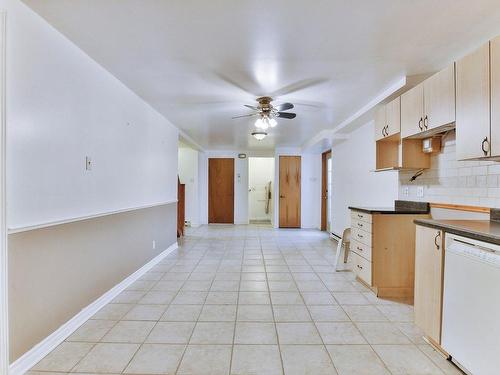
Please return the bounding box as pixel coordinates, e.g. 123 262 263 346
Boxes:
357 214 363 218
418 117 423 130
357 246 363 252
357 222 363 227
280 195 285 198
357 265 363 270
385 125 389 136
423 115 428 129
482 137 490 156
434 232 441 250
357 233 363 238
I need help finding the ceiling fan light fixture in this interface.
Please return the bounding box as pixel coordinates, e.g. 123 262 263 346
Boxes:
255 117 269 130
252 131 267 141
269 117 277 127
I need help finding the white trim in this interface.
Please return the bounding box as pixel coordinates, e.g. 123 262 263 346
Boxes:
8 200 177 234
9 241 178 375
0 10 8 375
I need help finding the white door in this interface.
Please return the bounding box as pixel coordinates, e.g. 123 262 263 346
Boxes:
327 155 332 232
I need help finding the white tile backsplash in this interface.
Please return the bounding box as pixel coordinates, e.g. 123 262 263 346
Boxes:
399 131 500 208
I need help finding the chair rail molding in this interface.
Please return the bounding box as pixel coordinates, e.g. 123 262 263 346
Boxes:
0 10 9 375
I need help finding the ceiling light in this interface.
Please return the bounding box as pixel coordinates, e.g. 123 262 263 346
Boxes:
269 118 277 127
255 117 269 130
252 131 267 141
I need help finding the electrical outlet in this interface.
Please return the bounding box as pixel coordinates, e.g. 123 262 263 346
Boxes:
417 186 424 198
403 187 409 196
152 240 156 250
85 156 92 171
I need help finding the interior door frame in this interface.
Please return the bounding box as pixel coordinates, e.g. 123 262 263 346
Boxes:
321 150 331 231
208 157 235 224
0 10 8 372
279 155 301 228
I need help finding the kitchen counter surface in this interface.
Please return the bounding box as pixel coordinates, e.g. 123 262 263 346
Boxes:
349 200 430 215
414 219 500 245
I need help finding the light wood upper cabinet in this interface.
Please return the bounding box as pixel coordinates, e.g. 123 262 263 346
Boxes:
491 36 500 156
374 98 400 141
374 105 387 141
424 64 456 131
385 97 401 137
414 225 444 345
401 64 456 139
401 83 424 138
456 43 491 159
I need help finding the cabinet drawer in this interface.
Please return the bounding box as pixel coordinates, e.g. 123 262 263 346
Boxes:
350 239 372 261
351 227 372 246
351 218 372 233
351 252 372 286
350 210 372 223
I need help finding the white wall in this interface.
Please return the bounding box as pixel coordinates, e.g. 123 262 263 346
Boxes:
199 151 249 225
178 147 199 226
331 120 399 236
301 153 322 229
4 0 179 230
273 148 322 229
248 157 274 222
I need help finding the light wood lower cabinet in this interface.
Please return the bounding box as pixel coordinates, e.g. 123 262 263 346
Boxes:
350 210 430 297
414 225 444 345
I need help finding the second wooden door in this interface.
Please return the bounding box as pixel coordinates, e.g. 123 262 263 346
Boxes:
279 156 301 228
208 158 234 224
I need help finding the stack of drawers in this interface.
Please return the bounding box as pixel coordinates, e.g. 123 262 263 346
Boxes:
350 210 372 286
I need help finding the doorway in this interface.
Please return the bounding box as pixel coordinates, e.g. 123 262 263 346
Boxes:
321 150 332 231
279 156 301 228
248 157 274 225
208 158 234 224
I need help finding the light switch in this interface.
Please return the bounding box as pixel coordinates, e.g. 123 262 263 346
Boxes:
85 156 92 171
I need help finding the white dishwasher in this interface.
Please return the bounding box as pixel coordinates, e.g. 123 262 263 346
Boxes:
442 234 500 375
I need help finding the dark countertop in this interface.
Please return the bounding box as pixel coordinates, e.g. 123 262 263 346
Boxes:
349 200 430 215
414 219 500 245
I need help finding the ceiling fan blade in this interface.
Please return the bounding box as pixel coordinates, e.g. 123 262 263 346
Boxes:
232 113 258 119
244 104 260 111
270 78 329 97
276 112 297 119
274 103 294 111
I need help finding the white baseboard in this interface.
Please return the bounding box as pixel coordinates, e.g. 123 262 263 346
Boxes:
9 242 179 375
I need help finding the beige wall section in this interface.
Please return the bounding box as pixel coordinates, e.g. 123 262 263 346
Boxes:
8 203 177 362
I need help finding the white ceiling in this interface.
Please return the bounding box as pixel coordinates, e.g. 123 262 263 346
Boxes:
23 0 500 151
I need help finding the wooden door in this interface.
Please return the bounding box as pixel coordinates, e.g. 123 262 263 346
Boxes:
321 151 331 231
208 158 234 223
374 105 386 141
401 83 424 138
414 225 444 345
424 63 456 131
279 156 301 228
491 37 500 157
385 97 401 137
456 42 491 159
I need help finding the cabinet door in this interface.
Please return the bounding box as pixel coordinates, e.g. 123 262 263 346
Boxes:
401 83 424 138
374 105 386 141
491 37 500 157
414 225 444 344
386 97 401 137
456 43 491 159
424 64 456 131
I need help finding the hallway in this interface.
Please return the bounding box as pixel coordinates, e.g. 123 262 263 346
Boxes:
29 225 459 375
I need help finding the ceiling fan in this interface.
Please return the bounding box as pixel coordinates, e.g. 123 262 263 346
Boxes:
232 96 297 122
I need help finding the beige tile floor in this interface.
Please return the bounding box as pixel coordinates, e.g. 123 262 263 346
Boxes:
28 224 464 375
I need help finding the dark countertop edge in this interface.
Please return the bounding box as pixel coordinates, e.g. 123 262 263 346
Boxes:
414 219 500 245
349 207 430 215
